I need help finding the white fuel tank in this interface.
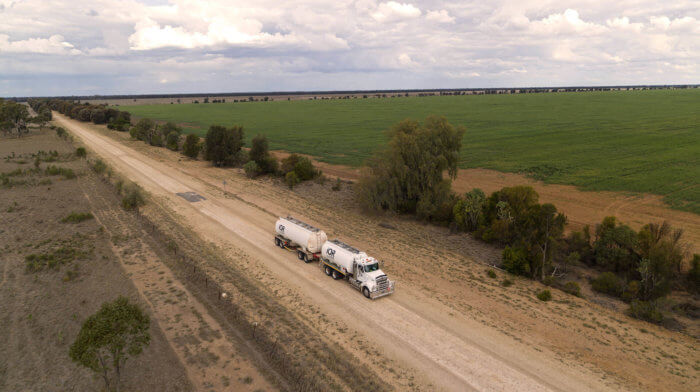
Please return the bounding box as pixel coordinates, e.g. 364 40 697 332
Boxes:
275 216 327 253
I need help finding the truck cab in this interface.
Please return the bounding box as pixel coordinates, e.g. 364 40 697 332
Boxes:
352 257 394 299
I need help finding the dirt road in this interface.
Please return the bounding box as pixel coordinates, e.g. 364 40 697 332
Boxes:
54 113 658 391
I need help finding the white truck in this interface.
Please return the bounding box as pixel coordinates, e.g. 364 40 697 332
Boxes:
274 216 395 299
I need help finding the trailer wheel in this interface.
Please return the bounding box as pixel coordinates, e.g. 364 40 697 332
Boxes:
332 270 341 280
363 287 371 299
324 266 332 276
297 251 304 260
275 237 280 247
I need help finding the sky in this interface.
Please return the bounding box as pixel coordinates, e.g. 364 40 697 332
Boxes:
0 0 698 96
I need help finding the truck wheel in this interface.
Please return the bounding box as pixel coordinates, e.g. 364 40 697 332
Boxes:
275 238 280 247
332 270 341 280
297 251 304 260
325 266 332 276
363 287 371 299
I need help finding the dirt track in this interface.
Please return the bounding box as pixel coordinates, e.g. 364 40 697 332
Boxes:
55 113 699 392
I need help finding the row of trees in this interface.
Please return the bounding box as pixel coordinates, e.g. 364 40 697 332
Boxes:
28 98 131 131
356 115 697 323
0 98 31 137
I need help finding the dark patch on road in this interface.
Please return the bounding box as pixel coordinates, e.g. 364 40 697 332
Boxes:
176 192 206 202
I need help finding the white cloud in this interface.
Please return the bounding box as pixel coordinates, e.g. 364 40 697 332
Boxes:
371 2 421 23
0 34 81 55
426 10 455 24
532 9 607 35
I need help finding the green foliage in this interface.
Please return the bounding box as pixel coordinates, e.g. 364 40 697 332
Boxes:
537 289 552 301
165 131 180 151
502 246 530 276
591 272 624 297
689 255 700 293
563 281 581 297
25 244 87 272
486 269 497 279
44 165 76 179
121 183 145 210
501 278 513 287
281 153 319 181
55 127 67 138
243 161 260 178
453 188 485 231
593 216 638 274
0 99 30 137
61 212 94 224
75 147 87 158
621 280 640 302
627 300 663 324
357 116 463 222
331 178 342 191
121 89 700 213
91 159 107 174
69 296 151 392
182 134 201 159
284 171 300 189
205 124 245 166
249 134 278 174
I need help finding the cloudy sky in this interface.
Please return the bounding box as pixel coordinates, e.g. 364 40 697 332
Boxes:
1 0 698 96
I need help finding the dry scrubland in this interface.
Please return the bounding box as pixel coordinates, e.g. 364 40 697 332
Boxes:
58 116 699 392
0 128 275 391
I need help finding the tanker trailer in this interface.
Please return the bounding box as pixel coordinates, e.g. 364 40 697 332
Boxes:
320 239 395 299
274 216 327 262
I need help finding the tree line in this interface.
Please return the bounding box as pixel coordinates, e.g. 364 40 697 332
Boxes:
28 98 131 131
357 115 698 325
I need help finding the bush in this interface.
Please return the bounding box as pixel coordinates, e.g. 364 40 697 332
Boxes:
243 161 260 178
165 131 180 151
543 276 555 286
121 183 145 210
182 134 201 159
537 289 552 301
44 165 76 179
285 171 300 189
591 272 624 297
205 125 245 167
331 178 342 191
281 154 319 181
91 159 107 174
55 127 67 139
61 212 94 223
563 281 581 297
688 254 700 293
628 300 663 324
75 147 87 158
502 246 530 276
486 269 497 279
621 280 640 302
501 278 513 287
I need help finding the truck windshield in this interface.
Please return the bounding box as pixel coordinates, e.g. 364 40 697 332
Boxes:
365 263 379 272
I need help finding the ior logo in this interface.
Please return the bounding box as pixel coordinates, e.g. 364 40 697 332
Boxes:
326 248 336 258
279 224 285 232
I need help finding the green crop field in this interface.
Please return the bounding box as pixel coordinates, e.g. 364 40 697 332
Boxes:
120 89 700 213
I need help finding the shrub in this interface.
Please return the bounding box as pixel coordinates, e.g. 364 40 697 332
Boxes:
243 161 260 178
502 246 530 276
165 131 180 151
182 134 201 159
55 127 67 138
331 178 342 191
591 271 624 297
689 255 700 293
621 280 640 302
91 159 107 174
75 147 87 158
486 269 497 279
121 183 145 210
543 276 555 286
628 300 663 324
285 171 300 189
537 289 552 301
61 212 94 224
205 125 245 167
563 281 581 297
281 154 319 181
44 165 76 179
501 278 513 287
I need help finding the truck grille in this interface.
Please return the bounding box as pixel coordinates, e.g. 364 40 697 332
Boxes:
376 275 390 291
